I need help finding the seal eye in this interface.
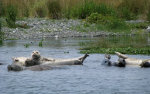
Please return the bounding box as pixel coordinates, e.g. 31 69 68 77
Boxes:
36 52 39 54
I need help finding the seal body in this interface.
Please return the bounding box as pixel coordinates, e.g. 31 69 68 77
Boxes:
115 52 150 67
8 51 89 71
42 54 89 65
102 54 125 67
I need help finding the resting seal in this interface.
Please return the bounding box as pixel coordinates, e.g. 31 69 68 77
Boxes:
8 51 89 71
102 54 126 67
42 53 89 65
25 51 55 67
140 59 150 68
102 54 111 66
115 52 150 68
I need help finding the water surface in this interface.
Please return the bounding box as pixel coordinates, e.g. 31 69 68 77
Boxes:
0 37 150 94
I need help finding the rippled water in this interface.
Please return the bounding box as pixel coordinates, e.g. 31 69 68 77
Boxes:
0 37 150 94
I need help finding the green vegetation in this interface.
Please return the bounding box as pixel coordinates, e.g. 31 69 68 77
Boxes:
0 19 3 45
24 44 30 48
0 0 150 20
39 39 43 47
6 5 17 28
80 47 150 55
0 19 1 32
0 19 2 45
47 0 61 19
80 35 150 55
117 7 136 20
36 6 47 18
0 19 4 41
0 0 149 33
0 2 5 17
86 13 128 32
147 7 150 22
66 1 116 19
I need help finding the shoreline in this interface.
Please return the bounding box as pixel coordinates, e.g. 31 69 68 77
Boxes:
1 18 149 40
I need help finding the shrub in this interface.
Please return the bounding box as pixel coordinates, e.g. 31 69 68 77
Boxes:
108 18 127 29
86 13 101 23
70 1 117 19
147 7 150 22
0 19 4 40
118 0 148 20
87 13 127 30
36 7 46 17
47 0 61 19
0 19 1 31
118 7 136 20
24 7 29 17
96 3 116 17
6 5 17 28
0 2 5 17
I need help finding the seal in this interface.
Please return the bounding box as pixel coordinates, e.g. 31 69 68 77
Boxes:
102 54 111 66
8 51 89 71
102 54 126 67
115 52 150 67
25 51 55 67
140 59 150 68
42 53 89 65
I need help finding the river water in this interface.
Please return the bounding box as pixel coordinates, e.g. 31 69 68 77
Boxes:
0 37 150 94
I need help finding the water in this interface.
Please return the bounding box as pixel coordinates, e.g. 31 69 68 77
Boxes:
0 37 150 94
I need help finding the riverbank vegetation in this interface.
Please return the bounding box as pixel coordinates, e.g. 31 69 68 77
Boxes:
80 35 150 55
0 18 4 45
0 0 150 54
0 0 149 33
0 0 150 20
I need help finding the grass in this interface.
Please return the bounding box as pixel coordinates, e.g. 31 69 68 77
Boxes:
80 47 150 55
24 44 30 48
147 7 150 22
79 35 150 55
47 0 61 19
0 0 150 20
6 5 17 28
0 18 4 40
39 39 43 47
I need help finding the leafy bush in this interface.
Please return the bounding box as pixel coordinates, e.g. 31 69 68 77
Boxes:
47 0 61 19
86 13 101 23
87 13 127 29
87 13 112 24
6 5 17 28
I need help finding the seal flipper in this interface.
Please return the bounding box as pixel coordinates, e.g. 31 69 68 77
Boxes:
79 54 89 62
115 52 128 59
